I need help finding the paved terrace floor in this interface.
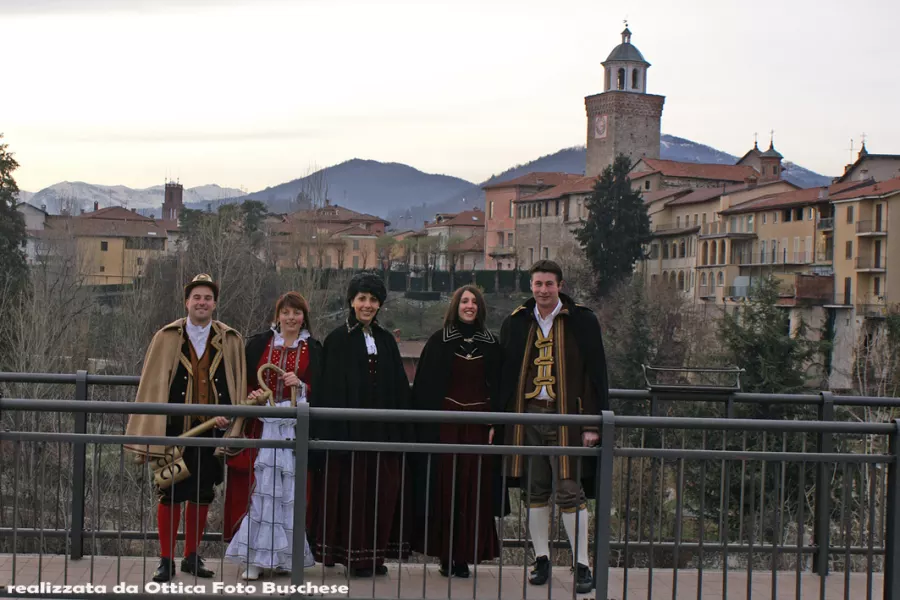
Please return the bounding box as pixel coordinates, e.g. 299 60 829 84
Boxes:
0 555 886 599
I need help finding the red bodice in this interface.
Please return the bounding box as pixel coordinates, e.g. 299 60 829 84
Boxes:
253 336 312 400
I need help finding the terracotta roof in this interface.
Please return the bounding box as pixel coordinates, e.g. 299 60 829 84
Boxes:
830 177 900 201
397 340 426 359
46 214 168 238
80 206 156 221
667 180 792 207
448 234 485 253
287 204 387 224
482 172 582 190
515 176 598 202
332 225 377 237
426 209 486 228
632 158 758 183
722 178 880 214
641 188 691 205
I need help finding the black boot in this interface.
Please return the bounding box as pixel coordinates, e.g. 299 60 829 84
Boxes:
573 563 594 594
452 563 470 578
439 561 450 577
528 556 550 585
152 557 175 583
181 553 214 578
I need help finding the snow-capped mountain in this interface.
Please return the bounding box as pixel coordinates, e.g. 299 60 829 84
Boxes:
26 182 244 215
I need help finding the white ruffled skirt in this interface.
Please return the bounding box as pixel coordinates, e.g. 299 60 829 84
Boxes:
225 402 315 571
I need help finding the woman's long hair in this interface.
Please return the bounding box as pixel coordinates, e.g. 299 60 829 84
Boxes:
443 285 487 330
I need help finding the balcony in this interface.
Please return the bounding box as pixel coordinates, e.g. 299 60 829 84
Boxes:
857 303 888 319
815 248 834 263
653 222 677 232
856 220 887 236
855 255 886 271
817 217 834 231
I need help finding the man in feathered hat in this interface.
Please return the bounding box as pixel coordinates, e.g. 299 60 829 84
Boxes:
125 274 247 582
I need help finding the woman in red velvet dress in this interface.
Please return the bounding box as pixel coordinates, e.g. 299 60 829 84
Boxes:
411 285 507 577
222 292 322 579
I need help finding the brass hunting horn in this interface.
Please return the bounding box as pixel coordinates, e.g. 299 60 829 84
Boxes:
254 363 298 408
151 418 221 490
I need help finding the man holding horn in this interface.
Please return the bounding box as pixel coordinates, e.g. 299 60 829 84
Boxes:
125 274 247 583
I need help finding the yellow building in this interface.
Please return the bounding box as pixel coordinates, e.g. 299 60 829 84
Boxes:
43 206 167 286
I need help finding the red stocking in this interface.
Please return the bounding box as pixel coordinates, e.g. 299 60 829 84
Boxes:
184 503 209 557
157 503 181 559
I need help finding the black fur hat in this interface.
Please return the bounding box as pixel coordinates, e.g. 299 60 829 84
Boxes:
346 273 386 306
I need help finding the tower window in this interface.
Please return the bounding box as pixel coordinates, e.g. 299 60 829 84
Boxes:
617 68 625 90
632 69 640 90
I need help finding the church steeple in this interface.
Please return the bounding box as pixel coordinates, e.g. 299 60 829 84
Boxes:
602 24 650 93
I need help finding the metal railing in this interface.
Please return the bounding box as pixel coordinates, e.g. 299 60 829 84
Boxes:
818 218 835 231
3 374 900 599
857 221 887 235
856 256 887 270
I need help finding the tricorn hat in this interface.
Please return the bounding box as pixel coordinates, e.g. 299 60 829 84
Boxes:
184 273 219 301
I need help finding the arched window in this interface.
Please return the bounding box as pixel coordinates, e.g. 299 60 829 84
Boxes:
711 241 718 265
701 241 708 266
717 271 724 286
605 67 611 91
662 271 668 285
701 272 707 286
679 239 686 258
632 69 640 90
677 271 685 290
617 68 626 90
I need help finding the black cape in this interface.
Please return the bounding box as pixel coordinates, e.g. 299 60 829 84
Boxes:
498 292 610 499
410 323 510 518
309 315 412 444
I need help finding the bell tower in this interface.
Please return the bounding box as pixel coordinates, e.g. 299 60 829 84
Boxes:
585 26 665 177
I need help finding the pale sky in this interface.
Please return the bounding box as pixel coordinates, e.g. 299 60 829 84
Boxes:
3 0 898 193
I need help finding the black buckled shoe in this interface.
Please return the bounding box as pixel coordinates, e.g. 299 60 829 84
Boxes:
573 563 594 594
528 556 550 586
181 553 214 578
152 557 175 583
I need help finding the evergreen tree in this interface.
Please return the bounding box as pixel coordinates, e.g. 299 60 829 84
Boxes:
575 153 650 297
719 274 828 394
0 134 28 297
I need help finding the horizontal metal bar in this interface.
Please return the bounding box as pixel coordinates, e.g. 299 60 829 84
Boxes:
309 440 600 455
0 528 222 542
6 370 900 408
2 526 887 557
615 415 895 433
616 447 894 463
2 398 896 434
607 541 886 555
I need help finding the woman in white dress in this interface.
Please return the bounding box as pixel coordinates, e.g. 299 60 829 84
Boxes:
224 292 321 580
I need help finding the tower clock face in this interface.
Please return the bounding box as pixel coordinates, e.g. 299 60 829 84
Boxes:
593 114 608 139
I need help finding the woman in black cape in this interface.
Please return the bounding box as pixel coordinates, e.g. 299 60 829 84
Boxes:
411 285 509 577
307 273 413 577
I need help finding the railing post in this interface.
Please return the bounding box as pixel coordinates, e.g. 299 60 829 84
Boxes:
290 402 311 595
70 370 88 560
884 419 900 600
813 391 834 575
593 410 615 600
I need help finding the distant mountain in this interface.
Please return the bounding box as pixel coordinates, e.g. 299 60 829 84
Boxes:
386 135 833 229
213 159 476 219
27 182 244 215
